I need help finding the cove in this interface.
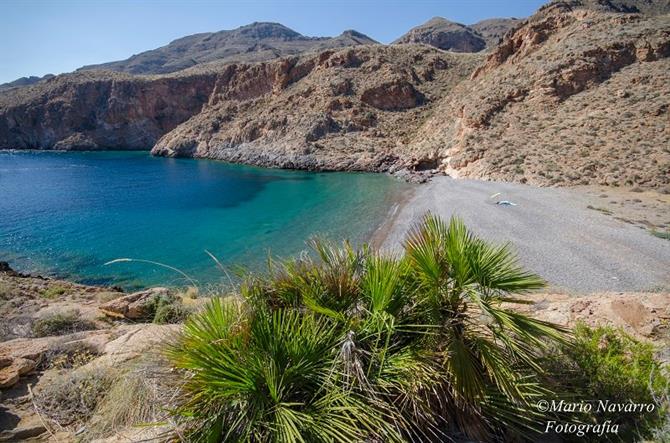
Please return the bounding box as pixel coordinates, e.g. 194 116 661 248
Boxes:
0 151 410 289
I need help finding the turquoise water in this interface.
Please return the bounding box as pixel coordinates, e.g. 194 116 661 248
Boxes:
0 151 409 289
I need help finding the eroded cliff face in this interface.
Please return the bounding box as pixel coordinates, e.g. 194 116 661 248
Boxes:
150 46 480 171
410 3 670 188
0 72 217 150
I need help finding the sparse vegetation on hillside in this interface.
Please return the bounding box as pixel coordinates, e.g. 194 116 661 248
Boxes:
31 309 97 337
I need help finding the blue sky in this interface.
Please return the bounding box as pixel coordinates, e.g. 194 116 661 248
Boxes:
0 0 547 84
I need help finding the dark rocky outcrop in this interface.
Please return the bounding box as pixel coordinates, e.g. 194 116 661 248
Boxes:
393 17 487 52
360 80 425 110
0 74 55 92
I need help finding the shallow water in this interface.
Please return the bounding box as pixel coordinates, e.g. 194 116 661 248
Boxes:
0 151 409 289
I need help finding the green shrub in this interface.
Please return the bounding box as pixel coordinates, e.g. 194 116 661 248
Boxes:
41 285 68 299
651 229 670 240
546 324 668 441
147 293 192 324
153 299 191 324
32 310 97 337
167 215 566 441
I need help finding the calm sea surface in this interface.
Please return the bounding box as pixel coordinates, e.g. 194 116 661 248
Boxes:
0 151 409 289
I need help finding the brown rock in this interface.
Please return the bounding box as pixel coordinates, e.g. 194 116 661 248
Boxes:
13 357 36 375
0 357 36 389
99 287 169 319
0 367 19 388
360 79 425 111
0 355 12 368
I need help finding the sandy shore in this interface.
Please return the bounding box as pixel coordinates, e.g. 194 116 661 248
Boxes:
381 177 670 293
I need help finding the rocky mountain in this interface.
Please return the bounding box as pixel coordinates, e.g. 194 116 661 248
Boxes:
78 22 378 75
408 1 670 188
1 0 669 189
151 47 481 171
392 17 521 52
470 18 522 47
0 74 54 92
0 46 481 169
392 17 488 52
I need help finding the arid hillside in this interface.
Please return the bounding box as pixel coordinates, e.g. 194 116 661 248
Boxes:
0 46 481 168
409 2 670 188
152 46 481 171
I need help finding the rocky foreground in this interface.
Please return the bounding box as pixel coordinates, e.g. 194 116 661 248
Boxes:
0 0 669 188
0 263 667 441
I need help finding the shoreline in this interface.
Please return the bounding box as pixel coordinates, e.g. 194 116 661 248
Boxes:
368 183 418 250
380 176 670 294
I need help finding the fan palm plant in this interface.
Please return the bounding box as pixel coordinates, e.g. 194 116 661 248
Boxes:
403 214 566 440
167 214 566 442
167 298 401 442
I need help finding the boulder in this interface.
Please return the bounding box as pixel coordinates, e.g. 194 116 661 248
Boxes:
0 367 19 389
98 287 170 320
0 357 36 389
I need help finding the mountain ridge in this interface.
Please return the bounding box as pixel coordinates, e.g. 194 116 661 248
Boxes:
76 22 379 75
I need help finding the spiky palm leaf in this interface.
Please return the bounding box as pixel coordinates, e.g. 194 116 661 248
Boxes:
167 214 566 442
403 214 566 439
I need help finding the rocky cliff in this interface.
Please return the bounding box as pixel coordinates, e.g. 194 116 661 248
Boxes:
408 1 670 188
151 46 481 171
0 71 217 150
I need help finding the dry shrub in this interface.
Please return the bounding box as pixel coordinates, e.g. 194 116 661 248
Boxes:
86 359 180 439
34 365 118 428
31 309 97 337
38 341 100 371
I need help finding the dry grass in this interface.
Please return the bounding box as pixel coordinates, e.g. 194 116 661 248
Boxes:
31 309 97 337
85 359 180 440
34 365 118 429
96 291 124 303
0 280 12 300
